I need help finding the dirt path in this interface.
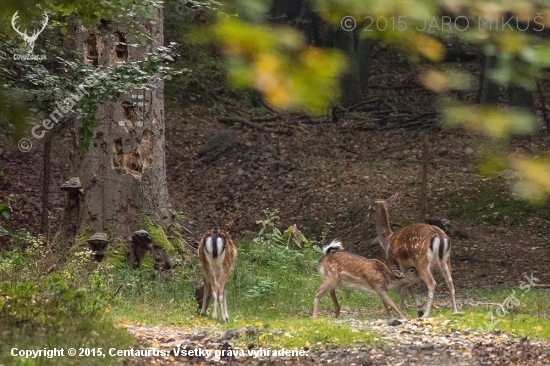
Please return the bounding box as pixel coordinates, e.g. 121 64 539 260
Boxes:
121 317 550 366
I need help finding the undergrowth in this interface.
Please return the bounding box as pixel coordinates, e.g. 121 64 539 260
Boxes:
0 237 133 365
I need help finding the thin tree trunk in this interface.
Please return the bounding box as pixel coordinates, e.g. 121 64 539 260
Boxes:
357 38 375 95
479 54 499 105
331 28 362 107
419 135 429 222
40 132 52 237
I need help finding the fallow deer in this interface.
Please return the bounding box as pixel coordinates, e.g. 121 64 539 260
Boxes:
367 193 461 318
313 240 419 319
190 277 212 312
198 229 237 322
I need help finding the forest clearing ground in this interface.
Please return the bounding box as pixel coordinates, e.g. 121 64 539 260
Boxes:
119 288 550 366
120 295 550 366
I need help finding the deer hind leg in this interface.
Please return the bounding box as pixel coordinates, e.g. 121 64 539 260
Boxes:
222 288 229 322
200 280 212 316
211 281 220 319
417 268 437 318
218 271 231 322
377 291 406 319
313 280 337 318
329 290 340 318
440 256 461 314
219 284 229 322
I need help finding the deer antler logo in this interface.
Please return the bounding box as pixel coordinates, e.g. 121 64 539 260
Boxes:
11 11 49 54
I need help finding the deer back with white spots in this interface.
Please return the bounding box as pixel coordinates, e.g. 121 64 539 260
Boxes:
367 193 461 318
313 240 419 319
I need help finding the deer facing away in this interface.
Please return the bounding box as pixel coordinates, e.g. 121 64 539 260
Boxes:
313 240 419 319
367 193 462 318
197 229 237 322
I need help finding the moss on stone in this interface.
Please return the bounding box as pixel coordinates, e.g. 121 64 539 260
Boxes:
141 217 177 257
139 254 155 278
167 227 186 255
103 243 130 270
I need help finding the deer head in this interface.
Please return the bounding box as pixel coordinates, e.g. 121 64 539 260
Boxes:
11 11 49 54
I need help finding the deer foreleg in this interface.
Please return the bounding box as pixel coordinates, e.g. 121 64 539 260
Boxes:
378 291 406 319
313 281 337 318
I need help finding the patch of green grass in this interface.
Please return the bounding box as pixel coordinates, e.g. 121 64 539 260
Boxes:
444 178 550 225
222 318 379 350
111 238 388 348
437 288 550 339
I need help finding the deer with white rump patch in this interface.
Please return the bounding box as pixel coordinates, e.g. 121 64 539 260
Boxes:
198 229 236 322
367 193 462 318
313 240 418 319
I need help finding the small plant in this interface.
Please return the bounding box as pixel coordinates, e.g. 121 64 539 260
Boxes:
254 209 284 247
254 209 312 248
0 203 11 237
245 278 275 299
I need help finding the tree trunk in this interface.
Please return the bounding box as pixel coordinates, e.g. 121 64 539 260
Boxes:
40 132 52 237
357 38 375 95
478 53 499 105
55 9 179 268
508 85 535 114
331 28 363 107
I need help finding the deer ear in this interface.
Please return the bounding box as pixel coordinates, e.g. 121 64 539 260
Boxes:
386 193 399 207
392 269 404 278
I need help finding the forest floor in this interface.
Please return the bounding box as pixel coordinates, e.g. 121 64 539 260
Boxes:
1 41 550 365
121 313 550 366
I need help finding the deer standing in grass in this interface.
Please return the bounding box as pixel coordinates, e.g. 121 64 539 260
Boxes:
367 193 461 318
198 229 237 322
313 240 419 319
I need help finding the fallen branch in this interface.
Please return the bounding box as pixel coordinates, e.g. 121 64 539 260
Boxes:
348 98 381 111
110 284 123 301
250 116 280 123
338 144 358 154
218 116 277 132
260 98 280 115
381 99 398 114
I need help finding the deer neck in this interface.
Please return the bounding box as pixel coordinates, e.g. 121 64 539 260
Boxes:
373 212 393 253
387 276 409 290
